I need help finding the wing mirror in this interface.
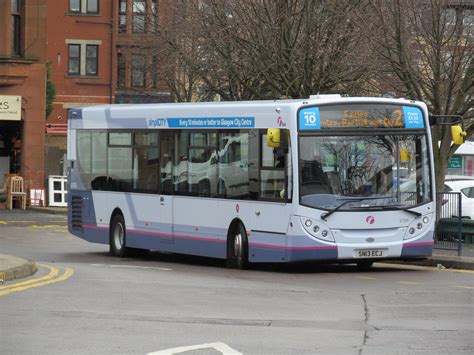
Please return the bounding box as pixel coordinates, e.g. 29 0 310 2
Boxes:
451 125 467 145
266 128 280 148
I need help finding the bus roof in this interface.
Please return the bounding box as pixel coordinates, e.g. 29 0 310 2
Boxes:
69 96 427 131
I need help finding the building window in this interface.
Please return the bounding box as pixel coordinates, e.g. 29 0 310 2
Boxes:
11 0 22 56
133 0 146 33
69 0 99 14
117 53 125 87
87 0 98 13
68 44 81 75
119 0 127 33
69 0 81 12
152 55 160 88
67 41 101 76
150 0 158 32
86 45 98 75
131 54 145 87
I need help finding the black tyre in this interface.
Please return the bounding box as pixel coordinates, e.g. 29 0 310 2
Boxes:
356 261 374 270
227 223 249 269
110 214 128 257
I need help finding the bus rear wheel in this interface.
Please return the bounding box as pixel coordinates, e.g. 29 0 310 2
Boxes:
227 223 249 269
110 214 129 257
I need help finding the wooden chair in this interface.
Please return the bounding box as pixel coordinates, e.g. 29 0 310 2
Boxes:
7 176 26 210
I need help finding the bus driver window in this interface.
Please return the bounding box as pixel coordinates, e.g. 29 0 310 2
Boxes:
261 129 289 200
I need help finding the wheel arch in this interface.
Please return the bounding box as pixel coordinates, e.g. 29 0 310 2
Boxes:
227 218 246 239
109 207 124 228
226 217 249 269
226 217 248 254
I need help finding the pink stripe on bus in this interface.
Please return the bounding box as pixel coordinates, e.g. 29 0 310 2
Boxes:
127 228 226 244
403 241 434 247
250 243 337 251
83 225 109 230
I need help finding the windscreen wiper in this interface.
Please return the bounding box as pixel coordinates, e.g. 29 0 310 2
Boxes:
377 204 422 217
320 196 400 221
320 198 365 221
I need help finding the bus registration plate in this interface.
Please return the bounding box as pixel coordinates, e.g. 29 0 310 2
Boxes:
355 249 385 258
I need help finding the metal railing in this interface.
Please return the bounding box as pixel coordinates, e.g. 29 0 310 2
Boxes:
435 192 462 256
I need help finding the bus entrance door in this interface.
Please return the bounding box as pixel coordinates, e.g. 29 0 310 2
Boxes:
157 194 174 243
158 131 174 244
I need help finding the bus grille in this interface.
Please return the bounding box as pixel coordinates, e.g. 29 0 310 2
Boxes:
71 196 82 230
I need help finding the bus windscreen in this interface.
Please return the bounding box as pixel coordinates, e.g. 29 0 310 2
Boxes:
298 133 432 210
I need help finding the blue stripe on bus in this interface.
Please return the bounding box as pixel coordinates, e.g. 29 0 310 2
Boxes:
80 224 339 262
401 241 433 257
249 243 338 263
78 222 433 262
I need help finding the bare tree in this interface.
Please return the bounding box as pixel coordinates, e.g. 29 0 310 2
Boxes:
363 0 473 192
152 0 372 101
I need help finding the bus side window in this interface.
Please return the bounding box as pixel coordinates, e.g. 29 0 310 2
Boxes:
260 130 289 200
76 131 91 189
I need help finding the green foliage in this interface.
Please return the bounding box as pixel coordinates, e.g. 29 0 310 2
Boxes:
46 63 56 118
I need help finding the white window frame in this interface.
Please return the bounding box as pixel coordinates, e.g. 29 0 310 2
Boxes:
65 40 102 76
70 0 99 14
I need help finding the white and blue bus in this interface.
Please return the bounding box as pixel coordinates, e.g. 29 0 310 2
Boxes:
67 95 436 268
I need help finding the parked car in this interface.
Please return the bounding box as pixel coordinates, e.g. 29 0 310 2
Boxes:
445 174 474 182
399 176 474 219
443 179 474 220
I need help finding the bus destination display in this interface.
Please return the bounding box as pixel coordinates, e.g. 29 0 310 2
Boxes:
299 104 424 130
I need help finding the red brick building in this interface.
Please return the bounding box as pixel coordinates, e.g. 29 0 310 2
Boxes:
46 0 115 177
0 0 48 191
114 0 172 104
46 0 171 179
1 1 173 197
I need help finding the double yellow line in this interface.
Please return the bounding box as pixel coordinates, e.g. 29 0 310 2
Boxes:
0 263 74 297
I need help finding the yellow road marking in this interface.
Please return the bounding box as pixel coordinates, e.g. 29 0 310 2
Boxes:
0 264 59 290
24 225 67 229
453 285 474 290
355 276 377 280
1 220 38 224
378 263 474 274
0 264 73 297
397 281 420 285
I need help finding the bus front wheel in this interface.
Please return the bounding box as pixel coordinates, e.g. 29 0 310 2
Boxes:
110 214 129 257
356 261 374 270
227 223 249 269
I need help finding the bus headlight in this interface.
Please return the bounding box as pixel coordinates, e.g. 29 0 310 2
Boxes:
300 217 335 242
404 214 433 240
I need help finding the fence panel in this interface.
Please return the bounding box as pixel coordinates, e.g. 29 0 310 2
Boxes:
435 192 462 255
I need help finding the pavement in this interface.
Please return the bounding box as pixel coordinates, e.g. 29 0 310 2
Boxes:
1 206 474 283
0 254 37 283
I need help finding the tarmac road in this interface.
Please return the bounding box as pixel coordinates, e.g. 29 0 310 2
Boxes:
1 210 474 354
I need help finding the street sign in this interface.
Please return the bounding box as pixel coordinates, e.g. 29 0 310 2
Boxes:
448 156 463 169
0 95 21 121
